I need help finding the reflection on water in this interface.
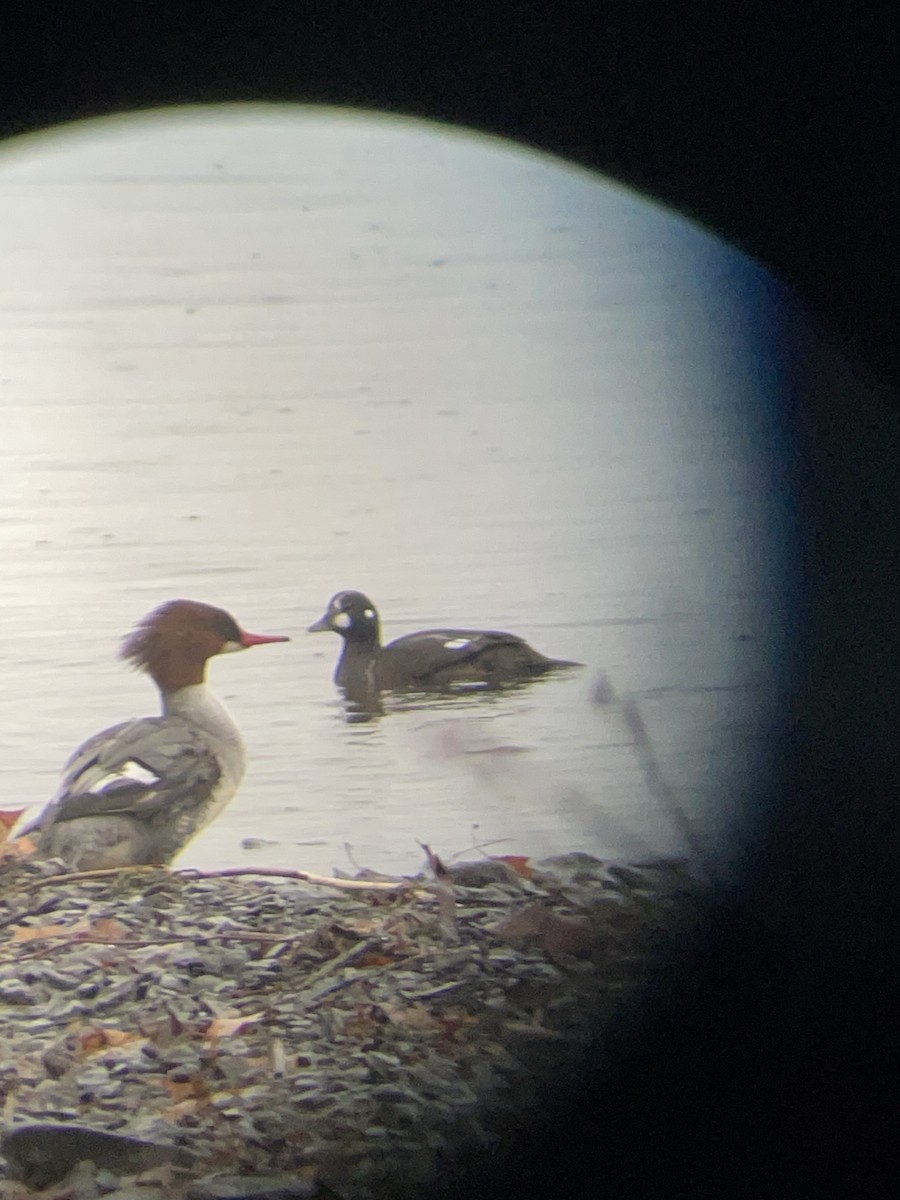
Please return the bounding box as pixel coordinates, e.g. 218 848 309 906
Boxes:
337 671 577 725
0 106 792 877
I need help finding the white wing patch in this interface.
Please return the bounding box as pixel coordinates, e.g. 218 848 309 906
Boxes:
90 760 160 794
443 637 472 651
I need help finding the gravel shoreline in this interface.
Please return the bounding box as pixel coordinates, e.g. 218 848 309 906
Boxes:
0 853 699 1198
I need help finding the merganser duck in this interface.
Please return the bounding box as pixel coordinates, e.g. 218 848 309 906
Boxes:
308 590 581 697
18 600 289 871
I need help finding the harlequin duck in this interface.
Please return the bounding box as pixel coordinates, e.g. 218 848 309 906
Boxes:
308 590 581 695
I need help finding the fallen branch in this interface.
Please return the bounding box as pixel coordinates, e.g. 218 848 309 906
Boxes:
419 842 459 944
19 866 163 890
4 927 319 961
17 864 411 894
178 866 411 892
618 694 716 884
592 671 715 884
298 937 380 990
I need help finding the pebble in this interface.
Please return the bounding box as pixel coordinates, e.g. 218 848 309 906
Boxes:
0 854 698 1199
0 1122 193 1189
103 1189 169 1200
186 1176 322 1199
446 860 525 887
0 981 36 1005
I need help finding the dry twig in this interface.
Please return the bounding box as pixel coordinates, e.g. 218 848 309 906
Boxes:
16 864 410 894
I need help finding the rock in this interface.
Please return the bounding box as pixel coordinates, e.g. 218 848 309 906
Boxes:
447 860 524 887
531 851 608 885
0 856 697 1199
1 1123 194 1190
185 1173 324 1198
102 1189 170 1200
0 980 36 1005
42 1042 76 1078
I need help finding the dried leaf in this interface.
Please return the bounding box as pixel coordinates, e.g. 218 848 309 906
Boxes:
243 1054 271 1073
77 1026 138 1056
437 1009 478 1041
79 1029 109 1056
161 1097 205 1121
339 1003 381 1040
104 1028 135 1046
491 854 535 879
494 901 596 958
208 1085 253 1103
338 917 380 936
0 810 25 841
10 922 86 943
0 836 35 861
162 1076 210 1104
382 1002 441 1033
356 951 395 967
83 917 128 943
540 911 596 958
203 1011 264 1041
0 813 32 859
419 842 450 880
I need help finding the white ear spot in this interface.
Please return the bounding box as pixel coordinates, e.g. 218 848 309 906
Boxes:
333 612 352 630
221 639 244 654
90 760 160 794
363 608 375 620
443 638 472 650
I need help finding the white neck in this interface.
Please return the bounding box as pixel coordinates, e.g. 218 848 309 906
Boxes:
162 684 245 775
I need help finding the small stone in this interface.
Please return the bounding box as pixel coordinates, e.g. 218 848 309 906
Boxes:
94 1167 123 1192
1 1123 193 1190
0 980 36 1005
47 998 90 1020
158 973 188 992
369 1084 411 1101
189 973 232 993
186 1174 321 1199
93 979 139 1012
42 1045 75 1079
292 1092 333 1111
103 1189 168 1200
447 860 524 887
29 967 79 990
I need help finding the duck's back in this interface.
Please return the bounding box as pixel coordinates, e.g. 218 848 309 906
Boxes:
28 715 225 869
377 628 574 689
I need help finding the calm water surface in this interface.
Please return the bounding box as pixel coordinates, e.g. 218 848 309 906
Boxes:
0 108 790 875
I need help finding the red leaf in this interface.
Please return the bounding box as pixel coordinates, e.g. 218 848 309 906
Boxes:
490 854 534 879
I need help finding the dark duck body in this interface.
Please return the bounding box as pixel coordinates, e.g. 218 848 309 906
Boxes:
308 591 581 696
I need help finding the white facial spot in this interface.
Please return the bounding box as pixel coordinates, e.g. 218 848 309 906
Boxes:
221 639 244 654
333 612 352 630
363 608 375 620
91 761 159 794
443 638 471 651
